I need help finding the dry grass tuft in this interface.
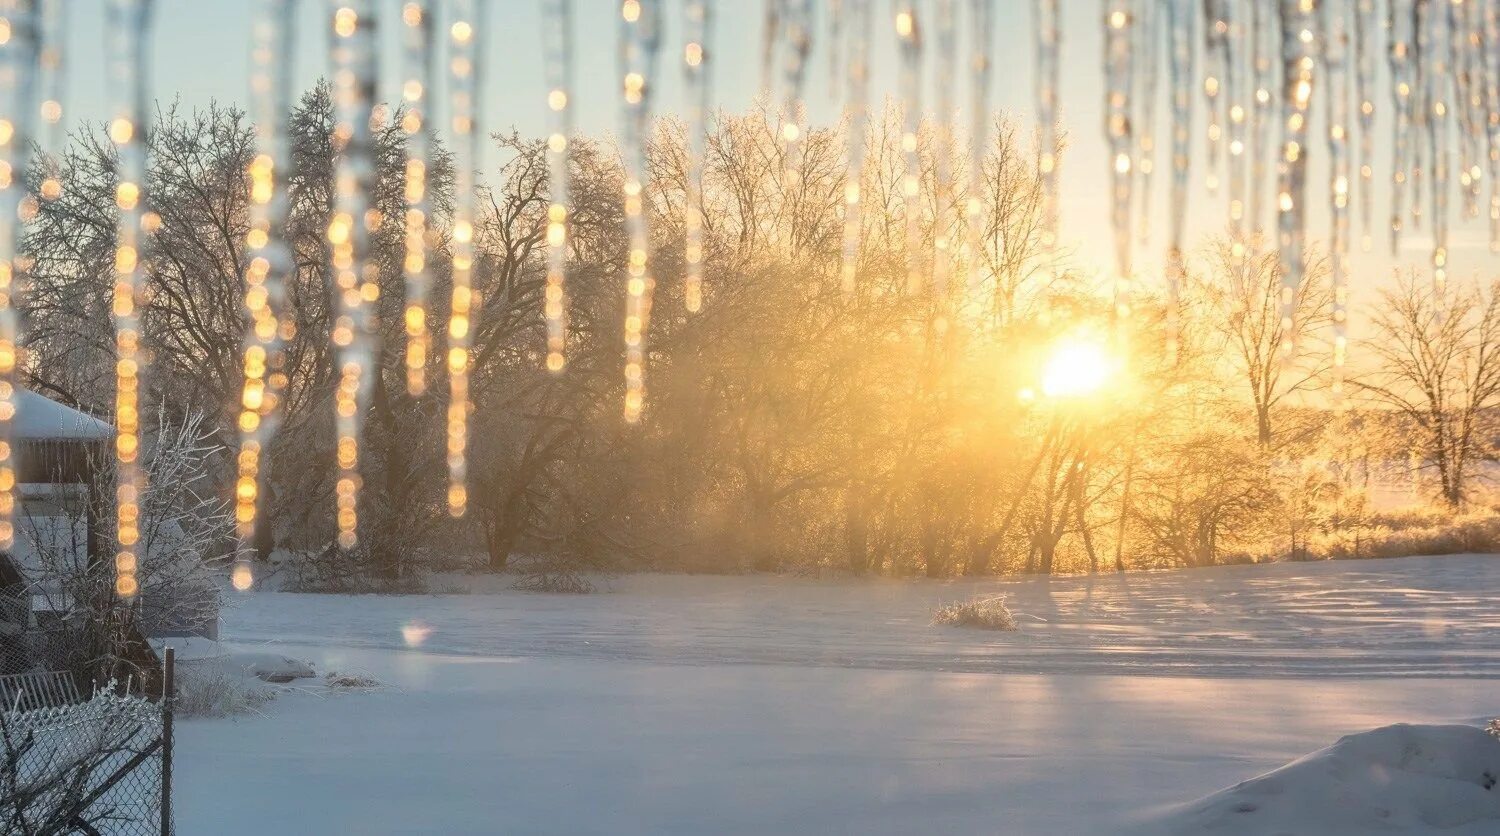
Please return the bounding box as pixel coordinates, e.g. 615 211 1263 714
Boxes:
933 596 1018 631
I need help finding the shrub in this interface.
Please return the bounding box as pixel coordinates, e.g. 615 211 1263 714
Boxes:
172 663 276 718
933 596 1018 631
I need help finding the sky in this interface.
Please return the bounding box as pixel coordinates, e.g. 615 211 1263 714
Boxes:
52 0 1498 325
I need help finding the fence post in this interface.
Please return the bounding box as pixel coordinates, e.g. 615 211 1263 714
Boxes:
160 647 174 836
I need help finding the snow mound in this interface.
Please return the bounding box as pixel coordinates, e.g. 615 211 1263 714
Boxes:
1141 724 1500 835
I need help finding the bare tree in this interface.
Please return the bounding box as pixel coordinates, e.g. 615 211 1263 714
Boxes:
1357 274 1500 508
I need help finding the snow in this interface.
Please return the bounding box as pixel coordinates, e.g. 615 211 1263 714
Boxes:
13 387 111 440
176 555 1500 834
1137 724 1500 835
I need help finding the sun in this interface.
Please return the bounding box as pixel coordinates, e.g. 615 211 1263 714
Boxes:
1040 339 1115 399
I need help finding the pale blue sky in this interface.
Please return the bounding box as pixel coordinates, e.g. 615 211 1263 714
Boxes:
53 0 1496 317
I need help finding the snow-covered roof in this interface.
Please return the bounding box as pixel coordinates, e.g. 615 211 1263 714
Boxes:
14 388 113 441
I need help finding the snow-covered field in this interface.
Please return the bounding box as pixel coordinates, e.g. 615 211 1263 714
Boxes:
177 555 1500 834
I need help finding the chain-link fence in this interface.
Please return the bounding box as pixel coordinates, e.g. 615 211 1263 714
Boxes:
0 651 175 836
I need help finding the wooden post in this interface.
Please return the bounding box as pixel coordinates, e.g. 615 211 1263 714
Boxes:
160 647 174 836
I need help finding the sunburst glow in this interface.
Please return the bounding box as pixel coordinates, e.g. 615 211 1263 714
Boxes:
1040 339 1115 399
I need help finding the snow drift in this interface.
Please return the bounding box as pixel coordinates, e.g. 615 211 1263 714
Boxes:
1140 723 1500 835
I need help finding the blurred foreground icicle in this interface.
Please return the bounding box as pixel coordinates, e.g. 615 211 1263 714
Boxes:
965 0 992 300
682 0 708 313
1275 0 1315 357
1164 0 1195 361
235 0 297 588
107 0 153 598
0 0 36 556
401 0 435 393
446 0 485 514
619 0 660 423
327 0 378 544
543 0 574 362
840 0 872 294
1103 1 1133 322
895 1 923 295
1034 0 1060 243
1324 0 1351 396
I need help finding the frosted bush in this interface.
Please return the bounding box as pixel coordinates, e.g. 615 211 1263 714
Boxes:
933 596 1018 631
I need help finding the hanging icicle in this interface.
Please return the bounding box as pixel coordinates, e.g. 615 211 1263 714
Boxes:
1134 0 1159 245
1276 0 1315 357
543 0 573 364
620 0 660 423
447 0 483 510
931 0 957 314
1354 0 1376 251
1324 0 1351 395
0 0 37 556
1485 0 1500 251
779 0 812 186
1249 0 1276 236
682 0 709 313
1409 0 1427 232
328 1 379 544
1203 0 1228 195
965 0 993 300
1105 2 1134 321
1423 0 1450 294
36 0 62 201
1035 0 1061 244
1454 0 1483 222
400 1 434 392
1165 0 1195 360
234 0 296 590
1389 0 1415 252
107 0 153 598
761 0 780 95
1223 0 1248 239
840 0 872 293
895 1 924 295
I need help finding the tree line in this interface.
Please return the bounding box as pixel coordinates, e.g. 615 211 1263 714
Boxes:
20 86 1500 587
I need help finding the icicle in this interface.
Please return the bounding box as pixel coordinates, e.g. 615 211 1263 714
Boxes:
932 0 957 314
1451 1 1477 220
1105 2 1134 321
1223 0 1248 239
1324 0 1351 395
1485 0 1500 251
1276 0 1315 357
1388 0 1415 252
36 0 62 201
840 0 872 293
779 0 812 186
1354 0 1376 251
1423 0 1450 294
761 0 779 94
1134 0 1159 245
447 0 483 509
1409 0 1427 232
682 0 709 313
965 0 993 300
1249 0 1276 236
0 0 37 556
328 1 379 543
1203 0 1228 195
828 0 844 100
543 0 573 362
620 0 661 423
400 1 434 391
895 1 924 295
107 0 154 598
1164 0 1195 359
1457 0 1486 222
234 0 297 590
1035 0 1060 243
